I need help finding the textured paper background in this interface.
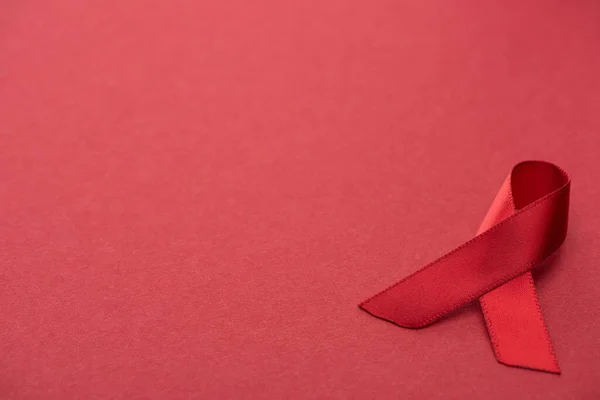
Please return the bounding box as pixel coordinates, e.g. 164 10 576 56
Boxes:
1 1 600 398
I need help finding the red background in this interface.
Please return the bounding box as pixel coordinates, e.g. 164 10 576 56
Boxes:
1 1 600 398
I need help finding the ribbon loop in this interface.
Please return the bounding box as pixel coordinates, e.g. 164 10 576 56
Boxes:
360 161 570 374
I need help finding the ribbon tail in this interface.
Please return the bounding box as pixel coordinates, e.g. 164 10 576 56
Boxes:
480 272 560 374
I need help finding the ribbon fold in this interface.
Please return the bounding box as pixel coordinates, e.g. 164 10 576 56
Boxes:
360 161 570 374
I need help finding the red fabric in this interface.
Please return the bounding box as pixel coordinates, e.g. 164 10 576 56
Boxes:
360 161 568 373
2 1 600 399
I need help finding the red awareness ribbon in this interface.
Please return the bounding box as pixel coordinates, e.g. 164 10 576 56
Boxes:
360 161 570 374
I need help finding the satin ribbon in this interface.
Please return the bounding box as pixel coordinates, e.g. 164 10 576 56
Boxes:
360 161 570 374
